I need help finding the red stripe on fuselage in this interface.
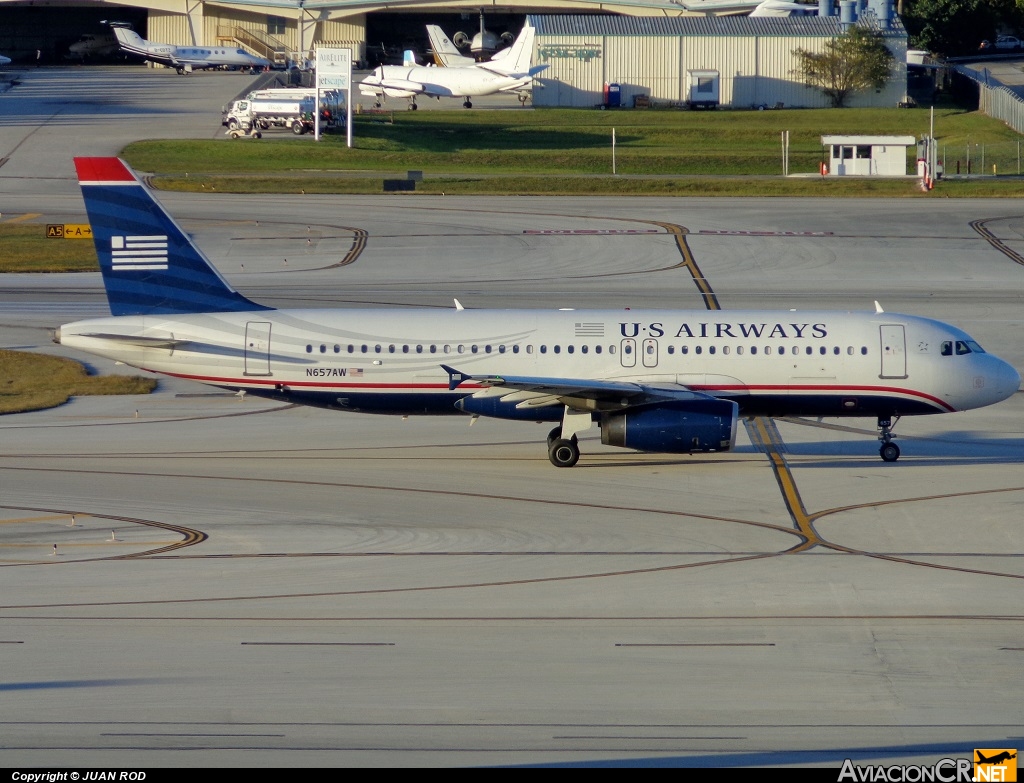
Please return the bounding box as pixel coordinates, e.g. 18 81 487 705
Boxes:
701 383 955 412
147 370 956 411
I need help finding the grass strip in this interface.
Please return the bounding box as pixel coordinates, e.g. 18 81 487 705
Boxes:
0 224 99 272
0 349 157 414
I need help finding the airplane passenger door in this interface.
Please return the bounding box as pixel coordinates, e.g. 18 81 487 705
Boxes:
642 338 658 368
245 321 272 376
879 324 907 379
620 338 636 368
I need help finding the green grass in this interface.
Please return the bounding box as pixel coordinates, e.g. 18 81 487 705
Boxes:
123 106 1024 187
0 349 157 414
0 224 99 272
154 173 962 196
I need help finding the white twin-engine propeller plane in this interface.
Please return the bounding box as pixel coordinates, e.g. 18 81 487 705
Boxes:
57 158 1020 467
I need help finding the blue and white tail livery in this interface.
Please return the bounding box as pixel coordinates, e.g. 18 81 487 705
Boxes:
59 157 1020 467
74 157 268 316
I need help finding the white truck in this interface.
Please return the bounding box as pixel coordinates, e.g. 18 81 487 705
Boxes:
223 96 317 136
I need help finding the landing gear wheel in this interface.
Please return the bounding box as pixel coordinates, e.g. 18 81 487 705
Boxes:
877 415 900 463
410 102 417 111
548 437 579 468
546 426 562 448
463 99 473 109
880 442 901 462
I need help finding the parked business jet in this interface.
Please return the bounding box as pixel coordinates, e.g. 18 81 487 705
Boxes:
109 22 269 74
68 31 120 60
58 157 1020 467
360 24 546 108
452 11 514 61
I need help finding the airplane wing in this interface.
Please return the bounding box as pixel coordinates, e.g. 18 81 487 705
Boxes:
441 365 715 411
482 63 548 81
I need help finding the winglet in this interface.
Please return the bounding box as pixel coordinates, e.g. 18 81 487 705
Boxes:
441 364 470 391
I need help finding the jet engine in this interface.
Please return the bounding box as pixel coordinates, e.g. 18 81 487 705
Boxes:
600 399 738 453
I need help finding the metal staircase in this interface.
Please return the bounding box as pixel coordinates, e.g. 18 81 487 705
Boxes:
217 26 288 66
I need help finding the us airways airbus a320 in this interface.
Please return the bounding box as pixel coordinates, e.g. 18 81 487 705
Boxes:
56 158 1020 467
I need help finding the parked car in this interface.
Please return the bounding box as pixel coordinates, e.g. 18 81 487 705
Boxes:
995 35 1022 50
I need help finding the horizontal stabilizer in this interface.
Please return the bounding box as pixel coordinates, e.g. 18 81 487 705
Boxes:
79 332 190 349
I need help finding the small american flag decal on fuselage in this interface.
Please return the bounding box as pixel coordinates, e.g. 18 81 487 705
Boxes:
111 235 168 271
575 322 604 337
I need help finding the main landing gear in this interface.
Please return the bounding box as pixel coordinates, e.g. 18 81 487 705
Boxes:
547 426 579 468
546 407 592 467
462 99 473 109
878 415 901 462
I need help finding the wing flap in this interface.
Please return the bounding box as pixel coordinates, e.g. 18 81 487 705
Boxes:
441 364 714 412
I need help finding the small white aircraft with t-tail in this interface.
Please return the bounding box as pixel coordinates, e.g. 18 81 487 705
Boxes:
109 22 269 74
57 157 1021 468
426 25 477 67
360 23 546 108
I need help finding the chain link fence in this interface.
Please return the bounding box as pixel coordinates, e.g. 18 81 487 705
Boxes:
952 65 1024 157
938 139 1024 176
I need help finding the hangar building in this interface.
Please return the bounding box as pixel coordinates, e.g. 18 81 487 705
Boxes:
531 12 907 109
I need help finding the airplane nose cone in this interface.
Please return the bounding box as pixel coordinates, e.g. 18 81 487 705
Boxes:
989 357 1021 404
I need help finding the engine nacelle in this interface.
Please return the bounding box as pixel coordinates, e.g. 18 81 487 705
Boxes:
600 399 738 453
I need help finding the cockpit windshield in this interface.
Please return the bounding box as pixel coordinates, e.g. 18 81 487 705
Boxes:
941 340 986 356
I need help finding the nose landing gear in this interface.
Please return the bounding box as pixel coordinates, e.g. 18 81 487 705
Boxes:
878 415 901 462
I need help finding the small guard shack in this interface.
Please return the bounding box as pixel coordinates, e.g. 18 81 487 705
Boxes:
821 135 916 176
686 70 720 109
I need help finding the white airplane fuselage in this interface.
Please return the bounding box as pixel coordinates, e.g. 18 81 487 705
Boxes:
57 308 1019 419
62 156 1020 467
360 64 532 100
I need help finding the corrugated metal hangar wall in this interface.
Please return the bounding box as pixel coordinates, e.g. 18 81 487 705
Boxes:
528 14 908 109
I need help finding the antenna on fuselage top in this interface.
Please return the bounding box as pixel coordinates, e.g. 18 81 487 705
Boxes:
874 301 884 313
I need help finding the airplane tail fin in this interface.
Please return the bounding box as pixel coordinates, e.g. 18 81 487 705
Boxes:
74 157 270 316
109 24 145 49
482 24 535 76
426 25 475 67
